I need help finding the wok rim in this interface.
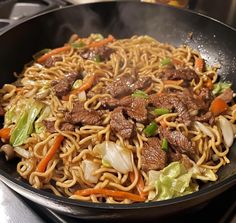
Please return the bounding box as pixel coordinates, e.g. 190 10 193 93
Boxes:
0 0 236 210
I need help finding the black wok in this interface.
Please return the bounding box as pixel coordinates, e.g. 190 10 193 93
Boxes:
0 1 236 220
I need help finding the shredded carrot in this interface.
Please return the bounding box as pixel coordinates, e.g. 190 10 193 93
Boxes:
130 172 148 198
88 35 115 48
210 98 228 116
0 128 11 140
37 45 71 63
74 188 145 202
205 78 213 89
194 57 204 72
163 80 183 86
62 74 95 101
36 134 64 172
172 58 184 66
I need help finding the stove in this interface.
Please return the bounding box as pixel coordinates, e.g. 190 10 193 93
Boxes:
0 1 236 222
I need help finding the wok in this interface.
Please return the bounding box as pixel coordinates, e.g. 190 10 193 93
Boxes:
0 1 236 220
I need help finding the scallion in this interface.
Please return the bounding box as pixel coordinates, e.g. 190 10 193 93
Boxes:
160 58 171 66
94 54 102 63
212 81 232 95
153 108 170 116
161 138 168 151
132 90 148 99
71 41 86 48
144 122 158 137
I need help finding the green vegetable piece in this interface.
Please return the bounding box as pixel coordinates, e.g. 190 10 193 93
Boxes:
212 81 232 95
10 100 44 146
153 108 170 116
35 106 51 134
161 138 168 151
94 55 102 63
132 90 148 99
71 41 85 48
72 79 83 90
160 58 171 66
144 121 158 137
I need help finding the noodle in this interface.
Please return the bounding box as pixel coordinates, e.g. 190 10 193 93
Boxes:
0 34 235 204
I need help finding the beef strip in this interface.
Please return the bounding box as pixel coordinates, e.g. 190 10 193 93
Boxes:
195 111 214 124
141 137 167 171
100 96 148 123
197 87 213 108
0 105 5 116
106 73 152 98
80 46 114 61
160 68 199 84
149 93 191 126
217 88 233 103
44 56 63 68
160 127 195 159
51 72 80 98
65 101 103 126
43 120 75 133
169 152 193 169
110 107 135 139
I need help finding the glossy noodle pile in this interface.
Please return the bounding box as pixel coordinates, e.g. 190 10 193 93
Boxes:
0 34 235 203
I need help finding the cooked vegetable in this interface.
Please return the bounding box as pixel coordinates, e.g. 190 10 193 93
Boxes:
63 74 95 100
72 79 83 90
94 141 133 174
212 81 232 95
210 97 228 116
218 116 234 147
74 188 145 202
144 122 158 137
94 55 102 63
37 134 64 172
194 57 204 72
132 90 148 99
149 162 198 201
0 128 11 140
82 160 100 184
71 41 85 48
37 45 71 63
1 144 15 160
153 108 170 116
88 35 114 48
194 121 214 138
34 106 51 134
130 172 148 198
14 146 32 159
161 138 168 151
160 58 171 66
33 49 51 60
10 100 44 146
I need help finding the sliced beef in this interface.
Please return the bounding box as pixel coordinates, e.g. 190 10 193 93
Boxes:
43 120 75 133
106 73 137 98
160 127 195 159
65 102 103 126
44 56 63 68
195 111 214 124
141 137 167 171
0 105 5 116
149 93 191 126
51 72 80 98
124 97 148 123
80 46 114 61
169 152 193 169
110 107 135 139
106 73 152 98
217 88 233 103
197 87 213 108
160 68 199 84
100 96 148 123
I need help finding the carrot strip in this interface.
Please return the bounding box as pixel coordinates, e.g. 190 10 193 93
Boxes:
194 57 204 72
62 75 95 101
36 134 64 172
0 128 11 140
163 80 183 86
88 35 115 48
210 98 228 116
37 45 71 63
130 172 148 198
74 188 145 202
